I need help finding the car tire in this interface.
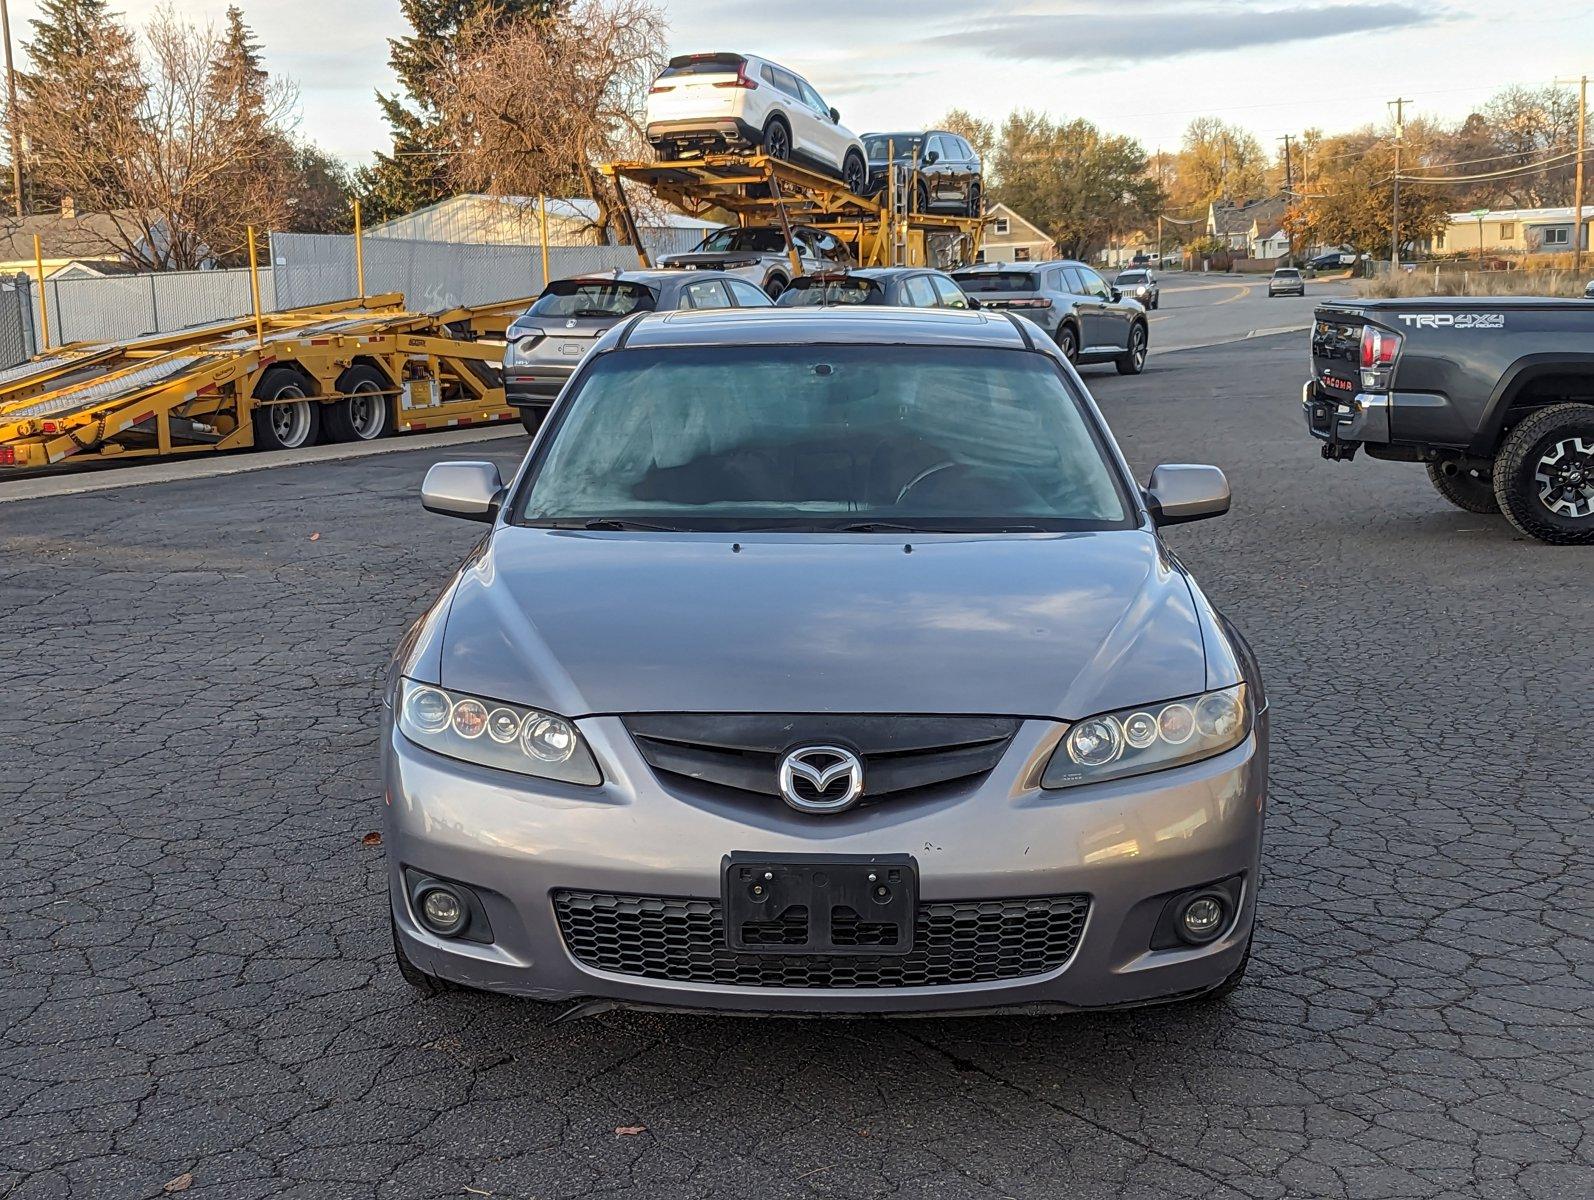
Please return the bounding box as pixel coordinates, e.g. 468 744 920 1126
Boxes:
762 116 791 162
1055 322 1079 364
764 275 787 300
251 367 321 451
1426 460 1499 514
914 181 929 214
391 915 457 996
518 407 548 436
1492 402 1594 544
1115 322 1148 375
966 183 982 218
842 151 866 196
322 365 393 443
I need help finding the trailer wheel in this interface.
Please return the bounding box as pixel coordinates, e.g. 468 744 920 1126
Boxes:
252 367 320 451
323 365 393 443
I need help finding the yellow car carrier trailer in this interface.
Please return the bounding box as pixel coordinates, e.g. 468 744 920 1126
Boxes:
0 294 530 472
601 152 986 276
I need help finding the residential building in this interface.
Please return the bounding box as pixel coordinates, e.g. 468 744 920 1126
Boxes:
1250 222 1291 260
975 203 1055 263
1431 206 1593 256
0 207 183 276
1207 197 1288 252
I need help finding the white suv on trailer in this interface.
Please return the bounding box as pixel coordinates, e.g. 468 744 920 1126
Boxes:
645 52 868 195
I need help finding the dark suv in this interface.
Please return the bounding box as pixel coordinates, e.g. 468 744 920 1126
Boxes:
775 267 974 309
862 130 982 216
952 261 1149 374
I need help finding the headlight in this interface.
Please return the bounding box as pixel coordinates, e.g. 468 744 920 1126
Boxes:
397 679 601 785
1042 684 1251 789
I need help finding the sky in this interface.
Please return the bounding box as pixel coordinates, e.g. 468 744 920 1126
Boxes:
7 0 1594 166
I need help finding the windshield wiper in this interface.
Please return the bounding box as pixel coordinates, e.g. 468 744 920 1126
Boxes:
575 518 682 532
839 520 1047 533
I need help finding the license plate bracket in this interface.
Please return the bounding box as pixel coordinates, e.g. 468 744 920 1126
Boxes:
723 853 917 955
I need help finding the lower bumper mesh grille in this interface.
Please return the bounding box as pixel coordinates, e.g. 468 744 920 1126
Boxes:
553 890 1090 989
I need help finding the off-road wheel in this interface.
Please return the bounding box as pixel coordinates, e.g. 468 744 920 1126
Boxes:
251 367 320 451
1492 402 1594 544
1115 322 1148 375
1426 460 1499 514
322 365 393 443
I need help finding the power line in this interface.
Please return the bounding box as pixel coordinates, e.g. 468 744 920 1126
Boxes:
1397 149 1579 183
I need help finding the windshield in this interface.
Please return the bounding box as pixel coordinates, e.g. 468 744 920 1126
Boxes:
863 133 923 161
951 272 1037 294
1116 271 1148 283
1275 269 1301 278
776 278 882 306
696 228 786 253
515 345 1132 531
528 280 656 319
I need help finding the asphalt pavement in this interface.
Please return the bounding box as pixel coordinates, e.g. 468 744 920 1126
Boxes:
1 333 1589 1200
1139 270 1354 352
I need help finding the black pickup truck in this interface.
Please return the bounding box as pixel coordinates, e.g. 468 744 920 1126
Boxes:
1303 297 1594 544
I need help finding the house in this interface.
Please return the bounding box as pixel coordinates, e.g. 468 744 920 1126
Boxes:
1207 197 1288 252
366 194 718 257
1249 222 1290 260
0 206 177 276
1431 206 1593 256
975 203 1055 263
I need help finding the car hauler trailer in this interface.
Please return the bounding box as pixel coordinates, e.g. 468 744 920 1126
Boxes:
601 152 985 274
0 294 530 472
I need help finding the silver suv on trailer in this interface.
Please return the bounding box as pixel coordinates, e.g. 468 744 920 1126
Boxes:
952 261 1150 374
386 306 1267 1015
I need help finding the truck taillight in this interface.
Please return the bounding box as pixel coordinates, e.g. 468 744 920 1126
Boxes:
1360 325 1400 369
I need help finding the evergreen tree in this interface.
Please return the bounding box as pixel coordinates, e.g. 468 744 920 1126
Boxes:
19 0 143 213
358 1 561 220
208 5 268 124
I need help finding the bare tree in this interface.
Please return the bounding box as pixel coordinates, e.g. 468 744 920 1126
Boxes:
427 0 667 241
18 9 298 268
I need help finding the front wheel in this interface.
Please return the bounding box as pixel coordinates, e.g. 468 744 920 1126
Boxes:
842 152 866 196
1426 460 1499 514
1115 323 1148 375
518 406 549 435
763 275 787 300
1493 403 1594 544
391 916 457 997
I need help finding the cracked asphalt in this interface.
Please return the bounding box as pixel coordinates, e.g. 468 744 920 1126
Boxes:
2 334 1590 1199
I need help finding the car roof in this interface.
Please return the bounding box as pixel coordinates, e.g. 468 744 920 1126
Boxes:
564 269 733 285
792 267 940 282
953 260 1087 274
611 306 1033 351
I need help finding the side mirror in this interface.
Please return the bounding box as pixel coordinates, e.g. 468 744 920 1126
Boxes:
923 150 940 165
964 295 981 310
1144 464 1230 526
422 461 505 523
1110 286 1122 302
829 106 840 123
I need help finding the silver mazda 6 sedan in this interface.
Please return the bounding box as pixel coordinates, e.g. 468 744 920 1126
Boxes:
383 306 1268 1015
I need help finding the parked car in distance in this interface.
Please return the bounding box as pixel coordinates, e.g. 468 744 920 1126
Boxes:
1307 250 1355 270
645 52 867 194
775 267 975 309
502 270 771 431
1114 268 1160 310
660 224 852 298
395 306 1266 1015
861 130 982 216
1584 278 1594 298
1267 267 1305 297
952 260 1150 374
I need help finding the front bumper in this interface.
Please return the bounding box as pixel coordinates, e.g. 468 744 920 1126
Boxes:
382 713 1268 1013
1302 379 1391 455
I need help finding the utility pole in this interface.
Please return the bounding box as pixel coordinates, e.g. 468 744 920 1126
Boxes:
0 0 23 217
1389 98 1411 271
1559 75 1588 273
1279 133 1295 264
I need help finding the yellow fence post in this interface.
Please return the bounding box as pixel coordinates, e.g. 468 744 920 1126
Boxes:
246 226 264 347
32 233 50 350
538 195 551 290
353 199 366 300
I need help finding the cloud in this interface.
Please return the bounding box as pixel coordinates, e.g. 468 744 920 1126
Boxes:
926 4 1439 63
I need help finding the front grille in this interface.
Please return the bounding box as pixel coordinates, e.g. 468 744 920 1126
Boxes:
553 890 1090 989
621 713 1019 805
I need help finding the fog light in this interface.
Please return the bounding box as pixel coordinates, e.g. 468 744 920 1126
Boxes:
1177 894 1227 944
418 885 467 936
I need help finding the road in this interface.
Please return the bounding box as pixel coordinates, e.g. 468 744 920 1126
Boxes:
1136 270 1353 354
1 329 1588 1199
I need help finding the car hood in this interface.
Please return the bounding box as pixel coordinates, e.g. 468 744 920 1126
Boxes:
660 251 773 269
437 528 1207 720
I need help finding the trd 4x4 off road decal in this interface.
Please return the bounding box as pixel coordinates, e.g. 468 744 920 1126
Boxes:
1394 312 1506 330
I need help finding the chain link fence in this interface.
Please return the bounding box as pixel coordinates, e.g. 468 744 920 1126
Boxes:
0 274 38 369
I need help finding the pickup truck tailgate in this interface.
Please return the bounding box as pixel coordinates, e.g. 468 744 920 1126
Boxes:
1310 309 1365 398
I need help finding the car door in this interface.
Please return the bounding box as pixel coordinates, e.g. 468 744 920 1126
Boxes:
952 136 979 204
795 77 845 172
723 278 774 308
900 274 939 308
928 273 971 310
1074 265 1131 350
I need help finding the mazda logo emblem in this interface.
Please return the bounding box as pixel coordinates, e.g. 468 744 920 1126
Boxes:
778 745 864 814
